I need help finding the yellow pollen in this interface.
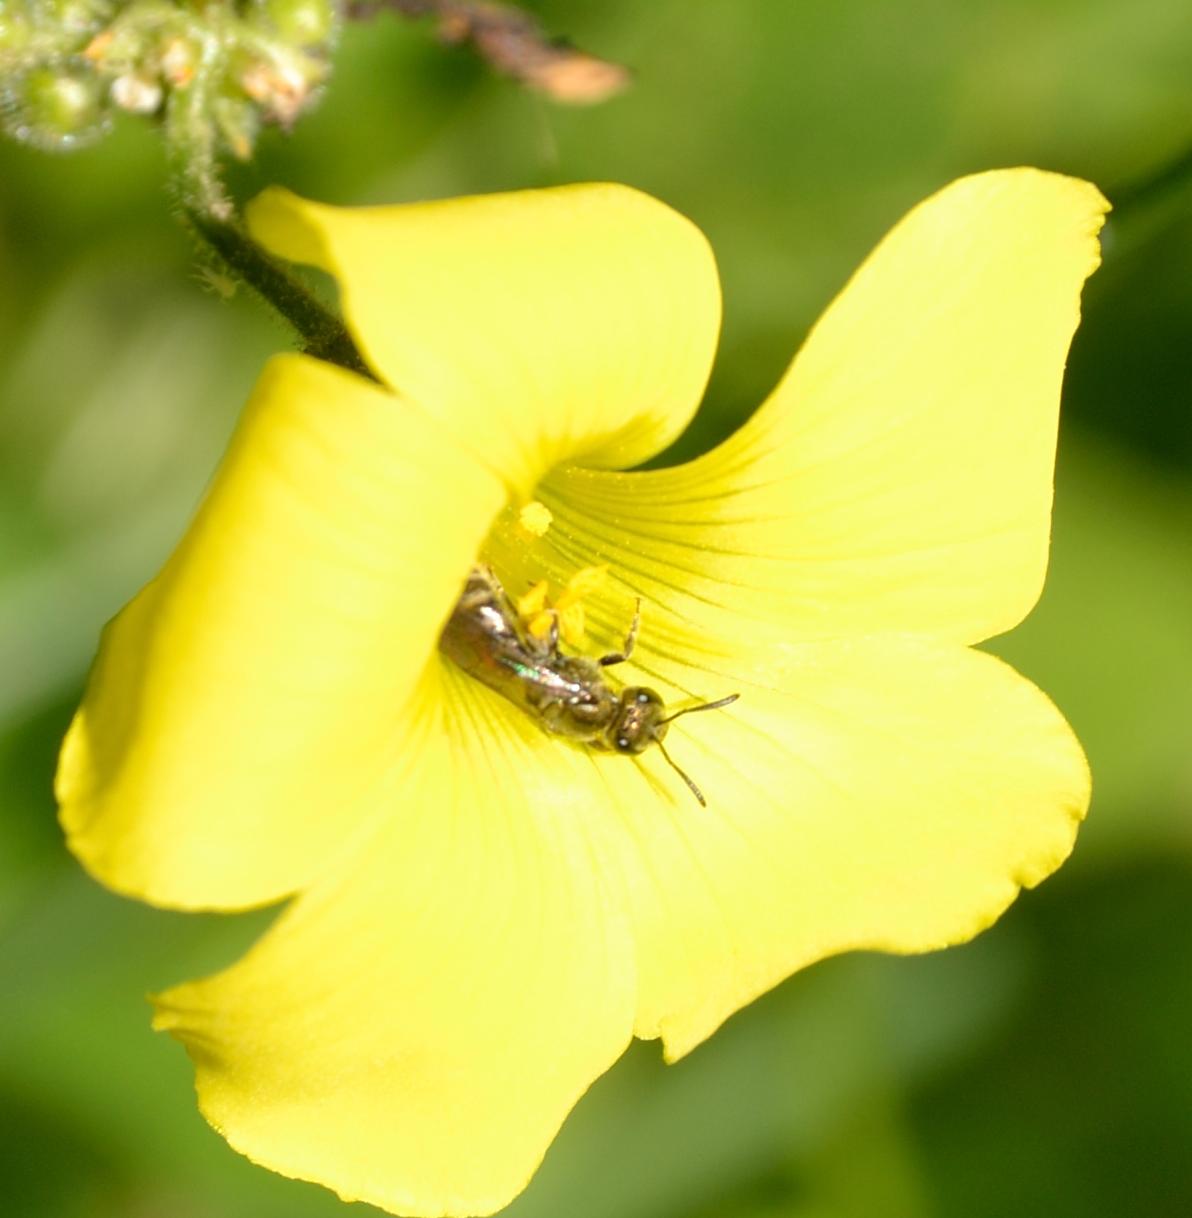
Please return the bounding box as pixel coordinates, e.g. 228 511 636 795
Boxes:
516 565 608 647
517 501 553 537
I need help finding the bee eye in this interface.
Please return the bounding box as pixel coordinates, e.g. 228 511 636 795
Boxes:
637 692 650 704
617 736 631 750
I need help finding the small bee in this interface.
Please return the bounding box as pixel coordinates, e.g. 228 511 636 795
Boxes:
439 564 738 805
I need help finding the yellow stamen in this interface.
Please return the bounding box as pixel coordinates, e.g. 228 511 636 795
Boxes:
558 602 586 645
513 565 609 648
525 610 555 641
557 564 607 608
517 500 553 537
516 580 550 620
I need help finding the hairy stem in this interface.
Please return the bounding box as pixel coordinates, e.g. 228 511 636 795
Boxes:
185 207 372 378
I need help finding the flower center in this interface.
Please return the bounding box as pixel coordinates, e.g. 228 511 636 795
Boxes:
516 563 610 649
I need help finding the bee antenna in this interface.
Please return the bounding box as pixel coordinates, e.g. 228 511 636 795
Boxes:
655 738 707 807
658 692 739 727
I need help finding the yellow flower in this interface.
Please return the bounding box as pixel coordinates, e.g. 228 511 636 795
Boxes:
57 169 1106 1216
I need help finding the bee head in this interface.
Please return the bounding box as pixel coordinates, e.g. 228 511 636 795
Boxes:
606 687 741 806
608 687 667 754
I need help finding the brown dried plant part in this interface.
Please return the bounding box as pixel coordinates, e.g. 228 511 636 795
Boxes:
351 0 631 104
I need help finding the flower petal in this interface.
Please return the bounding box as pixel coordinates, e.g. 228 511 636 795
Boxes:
575 633 1088 1060
246 183 721 495
406 535 1087 1067
57 354 505 910
536 169 1108 646
153 668 635 1218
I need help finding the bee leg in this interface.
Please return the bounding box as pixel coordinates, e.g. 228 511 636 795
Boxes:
457 563 501 611
600 598 641 667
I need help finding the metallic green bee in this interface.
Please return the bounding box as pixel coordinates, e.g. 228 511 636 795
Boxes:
439 565 738 804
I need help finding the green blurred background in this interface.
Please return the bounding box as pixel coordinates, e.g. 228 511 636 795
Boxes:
2 2 1192 1215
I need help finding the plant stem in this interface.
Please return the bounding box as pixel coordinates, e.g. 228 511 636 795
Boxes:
186 207 372 377
158 23 368 378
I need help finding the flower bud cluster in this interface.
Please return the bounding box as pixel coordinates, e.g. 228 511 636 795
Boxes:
1 0 338 157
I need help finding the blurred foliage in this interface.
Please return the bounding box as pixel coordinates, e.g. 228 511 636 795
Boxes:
1 1 1191 1216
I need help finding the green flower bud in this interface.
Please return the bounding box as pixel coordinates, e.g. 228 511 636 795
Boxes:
236 47 318 127
3 62 110 150
0 14 35 59
110 72 162 114
262 0 336 47
1 0 339 195
48 0 114 38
